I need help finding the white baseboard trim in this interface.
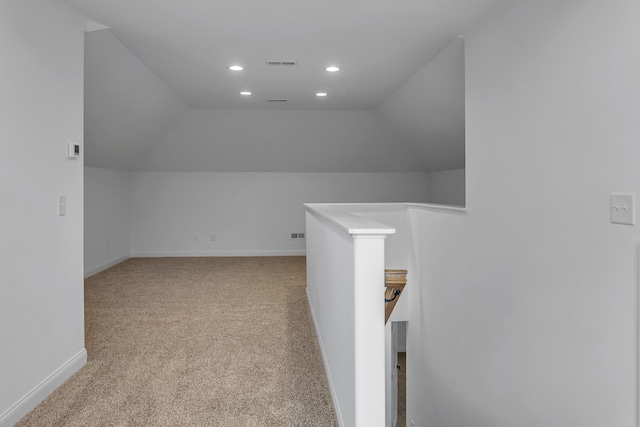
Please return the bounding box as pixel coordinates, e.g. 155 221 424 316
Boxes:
84 253 131 278
130 249 307 257
0 349 87 427
306 287 344 427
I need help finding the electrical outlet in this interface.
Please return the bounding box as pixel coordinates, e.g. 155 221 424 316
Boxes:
210 233 216 242
290 232 306 240
193 233 199 241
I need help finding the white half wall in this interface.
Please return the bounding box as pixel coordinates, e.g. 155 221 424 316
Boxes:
130 172 429 256
406 0 640 426
426 168 465 206
0 1 86 425
84 167 132 276
305 205 394 427
346 204 412 269
305 211 356 426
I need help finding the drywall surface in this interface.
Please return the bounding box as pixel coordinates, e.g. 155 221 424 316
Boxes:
427 168 465 206
378 37 465 172
342 204 412 322
130 172 429 256
137 109 424 172
305 205 392 427
406 1 640 426
84 30 188 170
346 204 411 269
84 167 131 276
305 212 356 426
337 205 411 427
0 1 86 424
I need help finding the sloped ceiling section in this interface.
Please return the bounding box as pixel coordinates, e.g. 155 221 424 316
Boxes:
378 37 466 172
83 30 465 172
69 0 497 110
84 30 188 170
138 109 424 172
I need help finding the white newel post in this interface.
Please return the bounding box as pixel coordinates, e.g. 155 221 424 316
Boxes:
353 234 386 427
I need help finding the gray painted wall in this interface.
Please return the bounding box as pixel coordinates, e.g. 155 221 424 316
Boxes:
84 167 131 276
84 30 188 170
129 172 430 256
379 38 465 172
427 168 465 206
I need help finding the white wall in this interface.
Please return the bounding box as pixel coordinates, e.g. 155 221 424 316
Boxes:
427 168 465 206
407 0 640 426
130 172 429 256
84 167 132 276
0 1 86 425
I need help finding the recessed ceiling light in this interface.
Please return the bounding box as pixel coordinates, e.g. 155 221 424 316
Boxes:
325 66 340 72
240 91 252 96
229 65 244 71
316 92 328 97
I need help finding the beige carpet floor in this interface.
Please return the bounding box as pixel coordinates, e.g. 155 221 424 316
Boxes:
17 257 336 426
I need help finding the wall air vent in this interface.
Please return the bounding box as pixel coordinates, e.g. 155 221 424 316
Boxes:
265 61 298 66
268 99 289 103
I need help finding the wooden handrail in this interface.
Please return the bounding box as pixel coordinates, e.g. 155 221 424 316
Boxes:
384 269 407 324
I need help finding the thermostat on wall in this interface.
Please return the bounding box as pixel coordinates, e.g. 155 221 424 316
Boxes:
67 141 80 159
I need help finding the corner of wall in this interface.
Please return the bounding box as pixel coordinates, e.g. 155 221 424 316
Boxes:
0 351 87 427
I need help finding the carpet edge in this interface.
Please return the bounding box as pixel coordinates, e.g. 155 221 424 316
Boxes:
85 253 131 278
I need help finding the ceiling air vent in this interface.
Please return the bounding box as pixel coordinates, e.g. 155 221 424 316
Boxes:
265 61 298 66
268 99 289 103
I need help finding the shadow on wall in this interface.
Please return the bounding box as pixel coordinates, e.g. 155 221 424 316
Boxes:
377 37 466 206
426 168 465 206
378 37 466 176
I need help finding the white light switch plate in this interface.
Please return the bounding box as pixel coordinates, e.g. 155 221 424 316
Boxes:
611 193 634 225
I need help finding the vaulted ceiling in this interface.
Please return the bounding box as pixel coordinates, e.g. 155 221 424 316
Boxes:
67 0 500 172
